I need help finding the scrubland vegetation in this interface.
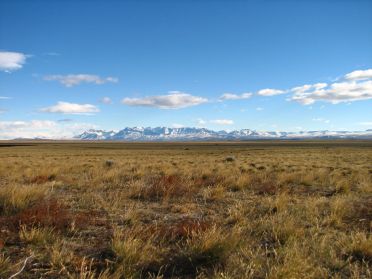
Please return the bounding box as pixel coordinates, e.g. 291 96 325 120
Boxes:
0 141 371 278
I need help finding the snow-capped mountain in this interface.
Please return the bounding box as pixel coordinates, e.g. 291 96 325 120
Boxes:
75 127 372 141
77 129 116 140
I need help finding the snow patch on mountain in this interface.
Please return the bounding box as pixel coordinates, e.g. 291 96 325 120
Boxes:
74 127 372 141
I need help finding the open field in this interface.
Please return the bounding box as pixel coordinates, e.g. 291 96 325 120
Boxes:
0 141 371 278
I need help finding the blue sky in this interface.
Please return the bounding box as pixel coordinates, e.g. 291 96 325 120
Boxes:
0 0 372 139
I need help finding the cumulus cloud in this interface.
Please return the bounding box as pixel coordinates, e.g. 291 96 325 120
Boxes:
44 74 118 87
219 92 252 101
40 101 100 115
257 88 285 96
290 70 372 105
254 70 372 104
0 120 56 130
210 119 234 125
0 51 27 72
0 120 97 140
100 97 113 104
291 83 328 94
122 91 208 109
345 69 372 81
358 121 372 126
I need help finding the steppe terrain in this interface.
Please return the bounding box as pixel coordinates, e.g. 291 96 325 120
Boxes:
0 141 371 278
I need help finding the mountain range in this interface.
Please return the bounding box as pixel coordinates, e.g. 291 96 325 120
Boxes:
75 127 372 141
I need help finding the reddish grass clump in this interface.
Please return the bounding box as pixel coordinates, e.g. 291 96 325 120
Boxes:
193 174 225 187
250 177 280 195
13 198 70 231
0 198 70 245
132 174 195 201
169 218 210 239
27 174 56 184
154 218 210 240
142 219 229 277
0 198 106 234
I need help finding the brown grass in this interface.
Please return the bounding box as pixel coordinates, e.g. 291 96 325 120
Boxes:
129 174 197 201
0 141 371 278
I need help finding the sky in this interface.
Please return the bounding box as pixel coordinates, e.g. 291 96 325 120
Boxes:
0 0 372 139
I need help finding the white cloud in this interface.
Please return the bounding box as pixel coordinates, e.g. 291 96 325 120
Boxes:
210 119 234 125
0 120 56 130
196 118 234 126
253 69 372 104
291 83 328 94
219 92 252 101
345 69 372 81
122 91 208 109
0 120 97 140
256 107 264 111
196 118 207 126
257 88 285 96
100 97 113 104
290 70 372 105
358 121 372 126
0 51 27 72
40 101 100 115
44 74 118 87
0 96 11 99
0 109 6 114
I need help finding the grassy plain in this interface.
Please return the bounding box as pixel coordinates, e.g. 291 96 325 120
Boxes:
0 141 371 278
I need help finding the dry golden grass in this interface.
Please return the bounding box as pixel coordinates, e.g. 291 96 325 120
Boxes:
0 141 371 278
